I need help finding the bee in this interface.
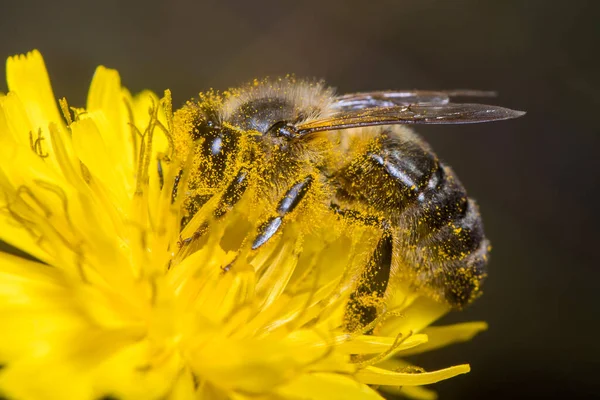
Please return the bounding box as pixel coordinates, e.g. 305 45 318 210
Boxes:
170 77 524 317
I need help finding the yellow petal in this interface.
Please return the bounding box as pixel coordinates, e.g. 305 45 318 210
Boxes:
0 186 57 266
0 251 86 363
88 338 183 400
6 50 62 129
377 295 449 337
355 364 470 386
338 333 428 355
186 333 330 394
5 51 70 176
0 332 175 400
0 92 34 148
0 251 171 399
71 116 130 208
0 147 73 265
167 368 198 400
87 66 136 182
276 372 384 400
47 122 87 193
400 322 488 357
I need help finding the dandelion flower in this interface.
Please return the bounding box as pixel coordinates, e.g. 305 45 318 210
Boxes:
0 50 487 400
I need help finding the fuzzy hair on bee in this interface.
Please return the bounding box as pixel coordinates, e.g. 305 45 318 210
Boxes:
221 77 337 126
168 77 524 328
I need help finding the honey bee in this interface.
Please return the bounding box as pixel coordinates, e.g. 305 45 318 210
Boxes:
170 77 524 315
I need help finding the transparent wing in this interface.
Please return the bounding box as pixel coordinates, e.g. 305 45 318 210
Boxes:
332 90 498 111
297 103 525 134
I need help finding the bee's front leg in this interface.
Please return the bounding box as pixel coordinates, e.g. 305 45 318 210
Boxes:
178 167 249 248
251 175 314 249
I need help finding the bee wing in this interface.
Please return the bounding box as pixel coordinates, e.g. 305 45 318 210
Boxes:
332 90 498 111
296 103 525 134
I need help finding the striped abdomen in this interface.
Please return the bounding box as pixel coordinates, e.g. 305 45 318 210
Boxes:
335 127 488 307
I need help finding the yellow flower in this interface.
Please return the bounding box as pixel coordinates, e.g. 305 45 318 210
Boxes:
0 50 487 400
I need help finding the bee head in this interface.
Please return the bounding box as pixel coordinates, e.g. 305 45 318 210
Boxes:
184 103 241 166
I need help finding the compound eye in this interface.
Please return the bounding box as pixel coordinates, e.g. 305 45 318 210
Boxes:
190 114 221 141
267 121 300 138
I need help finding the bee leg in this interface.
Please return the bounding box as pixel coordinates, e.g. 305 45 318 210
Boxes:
330 203 393 332
178 222 209 248
252 175 313 249
178 168 249 248
330 203 384 228
161 164 209 230
171 169 183 204
346 228 393 333
157 158 165 190
179 194 213 230
212 167 250 218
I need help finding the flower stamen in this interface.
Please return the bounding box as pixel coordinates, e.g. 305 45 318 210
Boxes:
28 128 49 158
58 97 73 126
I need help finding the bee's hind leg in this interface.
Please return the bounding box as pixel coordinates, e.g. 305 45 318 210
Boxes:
331 204 393 333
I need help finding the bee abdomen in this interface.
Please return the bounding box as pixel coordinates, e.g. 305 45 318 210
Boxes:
438 236 489 306
336 132 489 307
407 163 469 243
401 163 489 307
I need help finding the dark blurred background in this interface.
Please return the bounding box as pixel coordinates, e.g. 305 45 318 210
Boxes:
0 0 598 398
